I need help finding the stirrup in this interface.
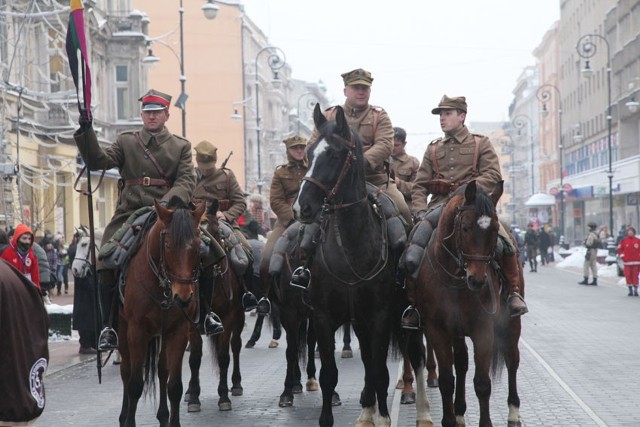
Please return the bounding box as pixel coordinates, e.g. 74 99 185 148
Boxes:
242 292 258 311
507 293 529 317
204 312 224 336
290 266 311 289
98 327 118 350
256 297 271 315
400 306 421 330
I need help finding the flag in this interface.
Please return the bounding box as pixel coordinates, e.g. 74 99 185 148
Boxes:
66 0 92 119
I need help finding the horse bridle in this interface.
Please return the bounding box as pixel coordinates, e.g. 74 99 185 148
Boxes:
441 204 496 272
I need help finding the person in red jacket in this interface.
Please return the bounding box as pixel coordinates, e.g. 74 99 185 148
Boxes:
1 224 40 290
617 226 640 297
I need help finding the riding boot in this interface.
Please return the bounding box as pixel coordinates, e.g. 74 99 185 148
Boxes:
197 268 223 336
628 286 634 296
401 275 421 329
588 277 598 286
97 269 119 350
578 276 589 285
203 312 224 336
499 253 528 317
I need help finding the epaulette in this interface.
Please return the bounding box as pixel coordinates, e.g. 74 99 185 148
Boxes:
172 134 189 143
428 137 443 145
471 133 486 139
275 164 285 171
324 106 337 112
370 105 383 112
119 129 136 136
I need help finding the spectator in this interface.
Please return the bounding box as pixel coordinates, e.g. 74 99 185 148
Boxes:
69 231 97 354
43 239 60 295
524 223 539 273
55 236 69 294
0 228 9 254
538 227 551 266
548 229 557 262
617 226 640 297
616 224 627 246
247 193 270 237
578 222 599 286
598 225 609 248
0 224 40 290
31 242 52 304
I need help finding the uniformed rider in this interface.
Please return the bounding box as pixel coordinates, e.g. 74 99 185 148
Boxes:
255 136 308 314
401 95 528 329
390 126 420 212
74 89 197 350
193 140 258 314
290 68 411 288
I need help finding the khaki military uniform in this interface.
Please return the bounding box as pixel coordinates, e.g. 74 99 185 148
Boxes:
583 230 599 279
73 126 196 269
308 103 411 224
259 158 308 278
411 125 502 214
391 152 420 211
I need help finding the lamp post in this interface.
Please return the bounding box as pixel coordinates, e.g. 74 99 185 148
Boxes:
254 46 286 194
577 33 613 235
512 114 535 195
537 84 564 238
296 92 320 135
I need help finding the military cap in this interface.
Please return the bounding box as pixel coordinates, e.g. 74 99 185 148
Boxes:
341 68 373 87
587 222 598 229
194 140 218 168
283 136 307 149
139 89 172 111
431 95 467 114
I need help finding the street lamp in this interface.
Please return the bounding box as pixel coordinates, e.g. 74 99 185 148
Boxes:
577 33 613 236
296 92 320 134
254 46 286 194
511 114 535 195
536 84 564 238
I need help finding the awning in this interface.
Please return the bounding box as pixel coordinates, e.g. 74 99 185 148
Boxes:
525 193 556 206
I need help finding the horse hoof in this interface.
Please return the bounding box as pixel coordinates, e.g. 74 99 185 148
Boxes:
331 391 342 406
306 378 319 391
231 386 243 396
395 379 404 389
427 378 439 388
187 402 201 412
355 421 375 427
279 395 293 407
183 393 190 402
292 384 303 394
417 421 435 427
400 391 416 405
218 401 232 411
341 349 353 358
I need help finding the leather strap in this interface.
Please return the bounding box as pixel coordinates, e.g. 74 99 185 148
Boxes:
125 177 172 187
430 134 481 180
135 132 168 179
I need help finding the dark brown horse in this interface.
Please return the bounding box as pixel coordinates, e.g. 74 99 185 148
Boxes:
407 181 523 427
117 198 204 427
184 199 245 412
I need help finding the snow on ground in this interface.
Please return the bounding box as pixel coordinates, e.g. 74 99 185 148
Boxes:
45 303 73 315
555 246 627 284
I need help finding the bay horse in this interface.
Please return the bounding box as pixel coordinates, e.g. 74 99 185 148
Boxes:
118 197 204 427
293 104 402 427
408 181 523 427
184 199 245 412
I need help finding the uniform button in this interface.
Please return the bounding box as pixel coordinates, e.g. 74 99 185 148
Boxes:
450 158 454 161
450 147 454 151
450 167 454 170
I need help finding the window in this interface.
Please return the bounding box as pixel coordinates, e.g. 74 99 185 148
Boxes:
115 65 129 120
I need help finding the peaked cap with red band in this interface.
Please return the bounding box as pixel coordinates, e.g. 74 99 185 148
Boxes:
139 89 172 111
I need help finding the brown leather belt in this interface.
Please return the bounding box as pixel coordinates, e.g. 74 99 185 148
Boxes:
125 177 172 187
218 199 230 211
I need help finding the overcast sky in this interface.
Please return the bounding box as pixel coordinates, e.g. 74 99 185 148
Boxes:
242 0 560 158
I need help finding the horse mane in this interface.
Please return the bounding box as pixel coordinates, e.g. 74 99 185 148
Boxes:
165 199 197 248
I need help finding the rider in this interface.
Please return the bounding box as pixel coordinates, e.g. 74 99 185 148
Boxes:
255 136 308 314
290 68 411 288
74 89 197 350
401 95 528 329
192 140 258 316
390 126 420 212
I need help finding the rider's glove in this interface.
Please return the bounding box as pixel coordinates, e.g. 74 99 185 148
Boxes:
78 109 93 131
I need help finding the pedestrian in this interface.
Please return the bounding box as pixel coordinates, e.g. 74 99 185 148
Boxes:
402 95 527 329
538 226 551 266
42 238 60 295
524 223 539 272
55 236 69 294
74 88 197 350
578 222 600 286
69 231 98 354
617 226 640 296
31 242 52 304
247 193 270 236
192 139 258 316
0 223 40 290
390 126 420 212
0 228 9 254
255 136 309 315
598 225 609 248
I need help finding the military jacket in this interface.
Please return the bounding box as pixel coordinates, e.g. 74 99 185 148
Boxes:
308 103 393 187
391 152 420 203
411 125 501 214
193 167 246 226
73 126 196 244
270 160 308 226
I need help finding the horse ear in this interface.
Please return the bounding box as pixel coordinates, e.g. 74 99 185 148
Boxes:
155 199 172 224
193 199 206 222
334 106 350 138
490 181 504 205
207 199 219 216
313 103 326 129
464 180 477 204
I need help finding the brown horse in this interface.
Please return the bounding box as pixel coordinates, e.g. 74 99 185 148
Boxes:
407 180 523 427
184 199 245 412
117 197 204 427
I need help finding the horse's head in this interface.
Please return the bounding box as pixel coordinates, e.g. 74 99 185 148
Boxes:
71 227 91 278
439 180 503 291
154 197 206 307
293 104 365 223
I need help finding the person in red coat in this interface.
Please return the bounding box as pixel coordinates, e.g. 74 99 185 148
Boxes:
617 226 640 297
0 224 40 290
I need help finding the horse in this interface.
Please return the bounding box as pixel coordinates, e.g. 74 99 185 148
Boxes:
117 197 205 427
408 180 523 427
292 104 402 427
184 199 245 412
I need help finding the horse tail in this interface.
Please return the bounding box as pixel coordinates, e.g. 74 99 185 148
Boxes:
491 311 508 380
142 336 160 401
389 284 407 362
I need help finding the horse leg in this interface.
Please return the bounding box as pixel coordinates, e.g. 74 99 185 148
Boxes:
118 319 130 427
452 336 469 425
156 339 170 427
306 319 319 391
426 334 439 388
279 317 300 407
122 326 148 427
341 322 353 358
316 318 339 427
353 321 387 427
472 330 494 427
407 329 434 427
216 332 233 411
429 327 456 427
400 356 416 404
230 312 244 396
504 317 522 427
185 326 203 412
166 328 189 427
370 320 392 426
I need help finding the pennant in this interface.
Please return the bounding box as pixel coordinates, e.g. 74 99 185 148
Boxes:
65 0 92 119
